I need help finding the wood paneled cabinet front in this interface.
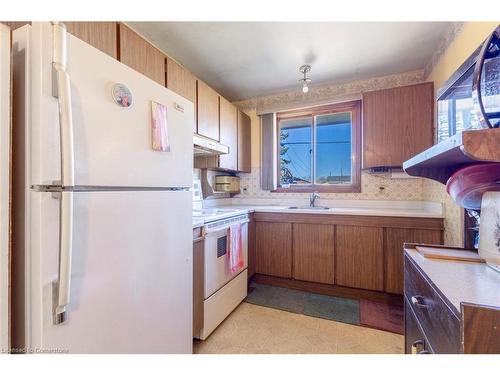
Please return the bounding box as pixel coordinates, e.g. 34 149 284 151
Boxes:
118 24 166 86
252 213 443 294
197 80 220 140
384 228 442 294
237 110 251 172
255 222 292 278
292 224 335 284
166 57 197 131
336 225 384 291
362 82 433 169
219 97 238 170
64 22 118 59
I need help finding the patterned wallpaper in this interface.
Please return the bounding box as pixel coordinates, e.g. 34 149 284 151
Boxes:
422 179 463 247
234 70 425 114
236 167 424 201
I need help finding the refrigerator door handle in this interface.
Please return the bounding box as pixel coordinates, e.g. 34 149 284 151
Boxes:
52 22 75 187
54 191 74 324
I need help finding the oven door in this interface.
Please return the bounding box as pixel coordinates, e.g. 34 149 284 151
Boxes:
204 221 248 298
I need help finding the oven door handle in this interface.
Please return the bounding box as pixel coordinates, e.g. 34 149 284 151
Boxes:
204 220 250 234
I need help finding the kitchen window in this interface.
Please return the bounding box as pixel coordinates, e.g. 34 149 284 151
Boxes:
275 100 361 193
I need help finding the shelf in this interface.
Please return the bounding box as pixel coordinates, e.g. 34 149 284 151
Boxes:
403 128 500 184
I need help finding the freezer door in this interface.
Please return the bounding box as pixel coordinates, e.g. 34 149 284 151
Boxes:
26 190 192 353
15 23 193 188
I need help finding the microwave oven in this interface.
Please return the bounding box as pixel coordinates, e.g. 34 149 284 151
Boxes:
436 25 499 142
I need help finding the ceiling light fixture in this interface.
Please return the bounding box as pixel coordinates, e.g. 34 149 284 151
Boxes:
298 65 312 93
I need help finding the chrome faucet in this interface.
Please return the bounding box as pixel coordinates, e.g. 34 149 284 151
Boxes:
309 192 320 208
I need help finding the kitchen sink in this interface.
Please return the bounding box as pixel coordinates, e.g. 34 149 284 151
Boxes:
287 206 330 210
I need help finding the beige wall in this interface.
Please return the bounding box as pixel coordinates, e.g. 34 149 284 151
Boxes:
426 22 498 89
423 22 498 246
238 71 427 203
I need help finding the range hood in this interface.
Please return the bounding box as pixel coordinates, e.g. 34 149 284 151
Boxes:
193 134 229 156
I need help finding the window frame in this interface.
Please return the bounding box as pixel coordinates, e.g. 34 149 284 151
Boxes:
274 100 361 193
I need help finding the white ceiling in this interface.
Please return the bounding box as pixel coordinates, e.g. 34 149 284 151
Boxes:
127 22 453 101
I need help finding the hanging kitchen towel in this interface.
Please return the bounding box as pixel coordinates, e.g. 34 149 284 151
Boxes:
228 223 244 274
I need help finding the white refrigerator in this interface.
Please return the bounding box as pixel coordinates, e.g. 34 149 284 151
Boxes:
11 22 194 353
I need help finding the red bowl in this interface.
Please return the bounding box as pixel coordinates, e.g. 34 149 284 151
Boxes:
446 163 500 210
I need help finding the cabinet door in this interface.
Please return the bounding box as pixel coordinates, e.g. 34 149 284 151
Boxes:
118 24 165 85
219 97 238 170
293 224 335 284
237 110 251 173
385 228 442 294
166 57 196 103
363 82 433 168
64 22 117 59
255 222 292 278
166 58 197 131
0 22 30 30
197 80 219 140
336 225 384 291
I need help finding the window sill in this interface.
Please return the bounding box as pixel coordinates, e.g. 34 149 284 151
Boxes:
272 184 361 194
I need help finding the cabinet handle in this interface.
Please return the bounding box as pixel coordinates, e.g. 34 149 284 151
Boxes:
411 295 428 309
411 340 424 354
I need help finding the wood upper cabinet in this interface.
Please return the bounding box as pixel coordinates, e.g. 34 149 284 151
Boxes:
166 57 196 103
384 228 442 294
336 225 384 291
64 22 118 59
219 97 238 170
362 82 434 169
237 110 251 173
0 22 30 30
255 222 292 278
166 57 197 131
118 24 165 86
197 80 219 140
292 224 335 284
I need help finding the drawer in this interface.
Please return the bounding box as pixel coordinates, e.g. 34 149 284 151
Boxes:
404 298 433 354
404 254 461 353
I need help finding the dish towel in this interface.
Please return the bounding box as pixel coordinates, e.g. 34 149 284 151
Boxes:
228 223 244 274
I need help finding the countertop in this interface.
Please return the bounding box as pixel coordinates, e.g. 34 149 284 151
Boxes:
229 205 443 218
193 200 443 228
405 248 500 313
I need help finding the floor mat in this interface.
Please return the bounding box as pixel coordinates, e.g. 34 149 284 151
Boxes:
359 299 404 335
245 283 360 325
245 282 403 334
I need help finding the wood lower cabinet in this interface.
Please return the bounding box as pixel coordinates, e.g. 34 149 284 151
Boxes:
405 245 500 354
404 298 433 354
64 22 118 59
237 110 251 173
363 82 433 169
197 80 220 140
335 225 384 291
118 24 165 86
252 213 443 295
247 221 256 280
219 97 238 170
292 224 335 284
193 233 204 336
255 222 292 278
385 228 442 294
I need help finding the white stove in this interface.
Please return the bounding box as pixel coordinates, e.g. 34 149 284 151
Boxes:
192 179 249 340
